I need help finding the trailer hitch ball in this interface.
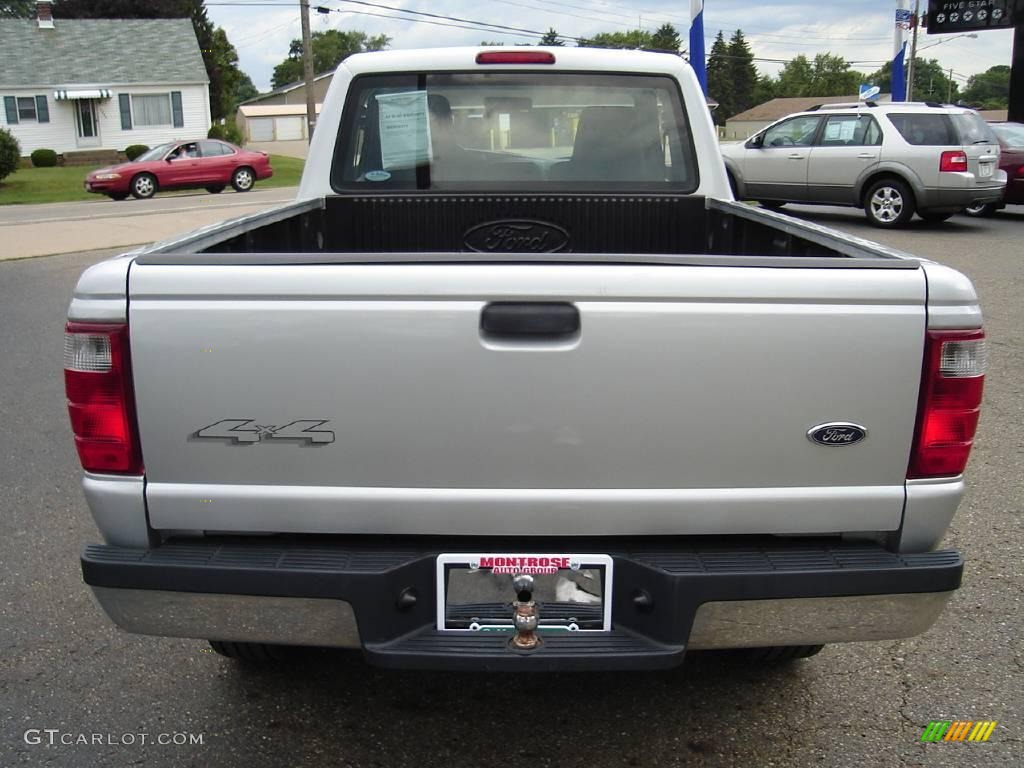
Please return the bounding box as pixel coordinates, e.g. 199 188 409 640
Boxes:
510 573 541 651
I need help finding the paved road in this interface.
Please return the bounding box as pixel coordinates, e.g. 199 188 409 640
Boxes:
1 207 1021 767
0 187 297 260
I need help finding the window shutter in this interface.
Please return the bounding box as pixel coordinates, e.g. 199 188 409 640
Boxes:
3 96 17 124
35 95 49 123
170 91 184 128
118 94 132 130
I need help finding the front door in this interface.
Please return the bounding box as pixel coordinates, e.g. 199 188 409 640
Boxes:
806 114 882 204
743 115 822 201
75 99 100 148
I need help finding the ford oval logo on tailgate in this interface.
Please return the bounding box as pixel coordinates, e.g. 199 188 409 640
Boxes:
808 423 868 446
464 220 569 253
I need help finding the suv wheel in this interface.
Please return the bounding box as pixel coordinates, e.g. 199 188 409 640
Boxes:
742 645 824 663
864 179 914 228
208 640 290 661
759 201 786 210
965 201 997 217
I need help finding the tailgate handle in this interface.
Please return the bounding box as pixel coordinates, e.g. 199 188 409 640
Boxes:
481 302 579 337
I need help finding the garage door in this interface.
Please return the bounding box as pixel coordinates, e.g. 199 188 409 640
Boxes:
248 117 274 142
276 116 304 141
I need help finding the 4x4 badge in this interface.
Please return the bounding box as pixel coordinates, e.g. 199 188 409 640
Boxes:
193 419 334 444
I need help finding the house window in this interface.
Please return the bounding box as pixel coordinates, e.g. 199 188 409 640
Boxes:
132 94 172 126
17 97 37 121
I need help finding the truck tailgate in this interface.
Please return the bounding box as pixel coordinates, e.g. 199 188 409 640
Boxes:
128 261 926 536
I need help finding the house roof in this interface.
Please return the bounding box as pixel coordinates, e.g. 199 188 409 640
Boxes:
240 71 335 106
726 95 891 124
0 19 208 87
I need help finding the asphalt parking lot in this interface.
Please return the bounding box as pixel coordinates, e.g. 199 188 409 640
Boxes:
1 205 1021 767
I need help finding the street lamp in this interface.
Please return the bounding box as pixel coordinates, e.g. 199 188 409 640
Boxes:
909 32 978 101
918 32 978 52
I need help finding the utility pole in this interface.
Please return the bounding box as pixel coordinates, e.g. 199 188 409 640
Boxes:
947 67 953 103
906 0 920 101
299 0 316 143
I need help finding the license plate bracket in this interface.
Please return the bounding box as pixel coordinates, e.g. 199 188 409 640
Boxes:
436 553 613 633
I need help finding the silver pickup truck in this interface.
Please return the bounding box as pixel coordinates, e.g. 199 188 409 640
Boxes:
68 48 985 670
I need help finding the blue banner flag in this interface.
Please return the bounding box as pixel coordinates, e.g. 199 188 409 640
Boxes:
690 0 707 95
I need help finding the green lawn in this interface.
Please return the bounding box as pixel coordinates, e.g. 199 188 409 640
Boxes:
0 154 304 206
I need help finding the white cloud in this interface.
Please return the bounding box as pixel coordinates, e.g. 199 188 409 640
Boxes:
206 1 1015 93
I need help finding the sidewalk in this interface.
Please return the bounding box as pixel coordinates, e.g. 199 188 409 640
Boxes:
2 187 297 260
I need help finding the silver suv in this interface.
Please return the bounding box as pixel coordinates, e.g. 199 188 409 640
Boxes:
721 102 1007 227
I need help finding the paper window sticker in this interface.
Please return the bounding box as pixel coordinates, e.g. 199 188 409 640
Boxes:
376 91 433 171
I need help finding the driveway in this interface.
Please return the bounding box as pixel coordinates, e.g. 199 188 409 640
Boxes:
0 187 297 260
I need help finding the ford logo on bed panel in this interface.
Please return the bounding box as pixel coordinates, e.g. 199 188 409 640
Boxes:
463 220 569 253
807 423 868 446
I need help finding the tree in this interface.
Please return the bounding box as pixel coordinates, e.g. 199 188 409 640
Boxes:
648 23 681 54
231 72 259 109
706 32 734 123
776 54 815 97
53 1 248 121
868 58 959 103
726 30 757 116
271 29 390 89
0 127 19 183
962 65 1010 109
578 30 652 49
774 53 862 98
1 1 35 17
539 28 564 46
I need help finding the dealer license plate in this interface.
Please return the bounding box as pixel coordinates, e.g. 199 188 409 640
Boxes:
436 553 613 632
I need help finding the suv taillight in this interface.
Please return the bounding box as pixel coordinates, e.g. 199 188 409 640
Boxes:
939 150 968 172
908 329 986 479
64 322 143 474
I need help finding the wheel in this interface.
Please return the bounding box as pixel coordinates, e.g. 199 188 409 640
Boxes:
205 185 225 194
759 200 786 210
208 640 290 662
129 173 157 200
726 172 739 198
964 201 997 217
107 192 129 201
918 211 954 223
231 167 255 192
742 645 824 663
864 178 914 228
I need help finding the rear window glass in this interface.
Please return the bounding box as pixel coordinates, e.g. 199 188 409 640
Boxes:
951 113 997 145
886 113 956 146
991 122 1024 146
332 73 698 192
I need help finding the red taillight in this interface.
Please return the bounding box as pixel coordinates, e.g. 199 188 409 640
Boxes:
476 51 556 65
908 329 987 479
64 322 143 474
939 150 968 172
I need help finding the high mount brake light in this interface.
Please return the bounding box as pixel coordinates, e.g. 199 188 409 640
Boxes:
908 329 986 479
939 150 968 172
476 51 556 65
64 322 143 474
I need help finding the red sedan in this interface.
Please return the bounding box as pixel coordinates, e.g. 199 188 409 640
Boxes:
85 140 273 200
966 121 1024 216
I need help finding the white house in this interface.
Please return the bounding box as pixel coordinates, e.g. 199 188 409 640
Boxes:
0 3 210 158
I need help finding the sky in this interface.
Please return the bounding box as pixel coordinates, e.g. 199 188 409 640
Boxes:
205 0 1016 93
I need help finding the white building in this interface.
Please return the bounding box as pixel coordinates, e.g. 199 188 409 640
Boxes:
0 3 210 159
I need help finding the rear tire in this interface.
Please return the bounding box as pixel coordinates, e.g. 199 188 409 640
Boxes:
964 201 997 217
918 211 954 223
231 167 255 192
107 192 129 201
759 200 786 210
205 185 225 194
742 645 825 663
864 178 914 228
208 640 290 662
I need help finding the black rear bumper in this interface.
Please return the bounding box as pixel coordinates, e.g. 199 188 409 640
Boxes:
82 538 963 671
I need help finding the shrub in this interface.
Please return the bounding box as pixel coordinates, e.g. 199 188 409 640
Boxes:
208 122 243 146
125 144 150 161
0 127 20 182
30 148 58 167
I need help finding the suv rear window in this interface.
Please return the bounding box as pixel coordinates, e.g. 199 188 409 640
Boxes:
951 112 997 145
887 113 956 146
332 73 698 192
